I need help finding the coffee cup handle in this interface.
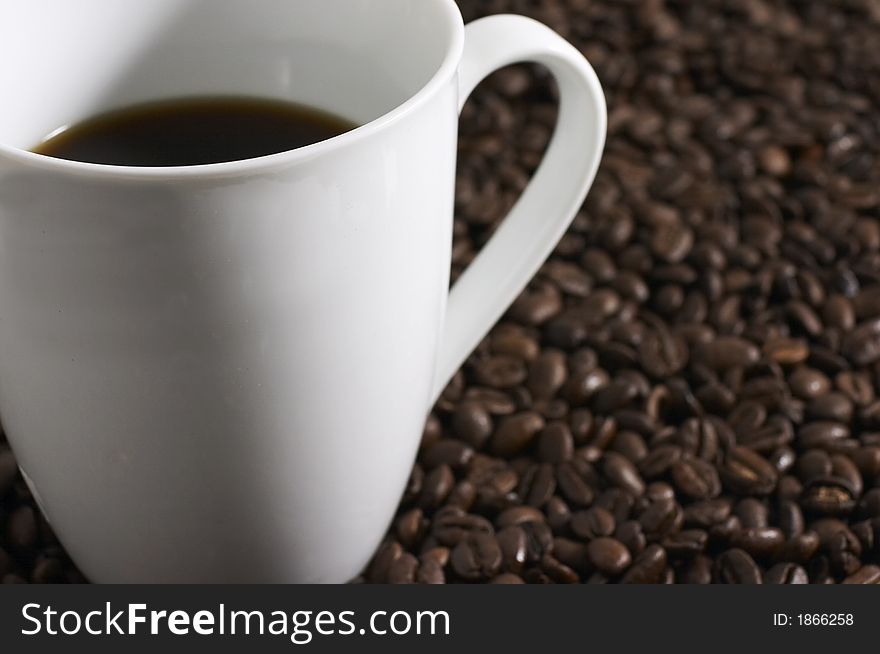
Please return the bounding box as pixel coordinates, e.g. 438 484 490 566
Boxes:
432 14 607 401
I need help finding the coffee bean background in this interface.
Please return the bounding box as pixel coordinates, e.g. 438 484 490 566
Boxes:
2 0 880 584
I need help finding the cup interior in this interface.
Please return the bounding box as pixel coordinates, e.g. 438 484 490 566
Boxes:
0 0 461 151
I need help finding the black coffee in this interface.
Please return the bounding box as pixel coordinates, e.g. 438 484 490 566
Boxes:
32 97 357 167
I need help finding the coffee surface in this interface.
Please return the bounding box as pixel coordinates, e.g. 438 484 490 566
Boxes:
32 97 357 167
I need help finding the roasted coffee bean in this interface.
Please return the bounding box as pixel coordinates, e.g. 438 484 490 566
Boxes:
587 537 631 576
517 463 556 508
595 488 635 525
789 368 831 400
677 555 713 584
431 511 493 547
614 521 646 558
734 499 768 529
764 563 809 585
396 509 426 549
571 507 615 541
555 462 595 507
610 430 648 463
496 506 544 528
422 439 474 469
473 356 528 389
662 529 708 558
369 542 403 583
683 499 732 528
671 457 721 500
419 465 455 509
528 350 568 400
715 549 762 584
639 444 682 479
552 537 590 574
779 501 805 539
387 553 418 584
451 533 503 581
603 452 645 497
720 447 778 495
452 403 493 448
842 565 880 585
800 477 857 515
536 422 574 464
780 532 821 564
638 497 682 540
695 337 760 371
842 319 880 366
730 527 785 560
620 545 667 584
540 553 580 584
491 412 545 457
521 521 554 563
497 526 528 574
853 447 880 481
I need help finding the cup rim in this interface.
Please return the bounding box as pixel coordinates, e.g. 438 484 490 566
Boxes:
0 0 465 181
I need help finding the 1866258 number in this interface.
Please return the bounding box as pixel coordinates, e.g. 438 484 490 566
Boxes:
798 614 854 626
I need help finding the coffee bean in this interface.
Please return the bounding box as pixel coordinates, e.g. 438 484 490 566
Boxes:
555 462 595 507
518 463 556 508
620 545 667 584
528 350 568 400
638 497 682 540
764 563 808 584
491 412 544 457
853 447 880 481
730 527 785 560
416 558 446 585
473 356 528 389
496 506 544 529
789 367 831 399
491 328 540 361
431 511 493 547
603 452 646 497
695 336 760 371
662 529 708 558
497 526 527 574
807 392 854 422
715 549 762 584
463 388 516 415
536 422 574 464
842 318 880 366
720 447 778 495
734 499 768 529
369 542 403 583
639 444 682 478
671 456 721 500
387 553 418 584
842 565 880 584
422 439 474 469
677 555 713 584
683 498 732 528
587 537 631 575
571 507 615 540
779 501 805 539
451 533 503 581
763 338 809 365
419 465 454 509
452 403 493 448
800 477 857 515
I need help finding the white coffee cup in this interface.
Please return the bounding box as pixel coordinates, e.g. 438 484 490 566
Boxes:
0 0 605 582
